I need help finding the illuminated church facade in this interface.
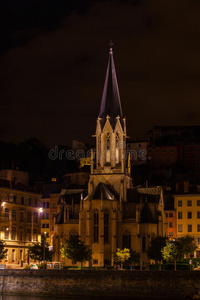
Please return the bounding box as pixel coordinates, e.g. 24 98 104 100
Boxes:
53 46 167 268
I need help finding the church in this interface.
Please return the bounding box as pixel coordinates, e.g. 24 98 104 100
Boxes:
53 45 167 268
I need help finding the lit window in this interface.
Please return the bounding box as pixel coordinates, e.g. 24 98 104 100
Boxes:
178 212 182 219
178 225 183 232
178 200 182 207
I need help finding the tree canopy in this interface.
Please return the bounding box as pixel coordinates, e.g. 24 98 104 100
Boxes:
60 236 92 268
0 240 7 261
28 239 53 263
114 248 131 269
147 235 167 263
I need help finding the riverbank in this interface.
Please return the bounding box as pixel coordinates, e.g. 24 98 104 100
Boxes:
0 270 199 299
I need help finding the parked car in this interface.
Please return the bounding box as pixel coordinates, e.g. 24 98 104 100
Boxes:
30 264 38 269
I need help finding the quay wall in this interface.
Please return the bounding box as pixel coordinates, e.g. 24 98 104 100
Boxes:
0 269 199 299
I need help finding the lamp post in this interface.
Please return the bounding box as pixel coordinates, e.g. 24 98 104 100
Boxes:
43 232 46 269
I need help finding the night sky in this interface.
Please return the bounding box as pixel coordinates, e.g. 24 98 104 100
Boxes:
1 0 200 147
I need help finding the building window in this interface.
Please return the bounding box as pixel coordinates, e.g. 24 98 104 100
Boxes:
27 212 31 223
46 213 49 219
19 231 23 241
94 211 99 243
169 222 173 228
163 149 167 152
46 202 49 208
33 212 38 223
27 229 31 241
122 230 131 249
21 197 24 205
165 213 168 217
12 209 16 221
20 212 24 222
142 236 146 252
52 213 56 220
5 208 9 220
187 212 192 219
188 225 192 232
53 203 56 209
46 223 49 228
198 238 200 246
197 200 200 206
12 249 15 262
104 211 109 243
43 202 45 208
178 212 182 219
4 229 9 239
29 198 32 206
93 259 98 265
169 232 173 238
42 213 45 219
187 200 192 206
33 229 37 241
197 225 200 232
11 228 16 240
178 225 183 232
170 148 174 152
13 195 16 203
178 200 182 207
35 199 38 207
169 213 173 218
197 212 200 219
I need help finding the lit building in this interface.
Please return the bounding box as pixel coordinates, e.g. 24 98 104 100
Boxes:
41 194 59 246
0 182 42 266
53 46 167 268
175 193 200 257
65 172 89 188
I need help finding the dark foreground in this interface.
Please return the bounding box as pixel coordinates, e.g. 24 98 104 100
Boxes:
0 270 199 299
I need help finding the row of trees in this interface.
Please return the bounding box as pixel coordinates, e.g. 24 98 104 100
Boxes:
147 235 197 270
0 235 197 270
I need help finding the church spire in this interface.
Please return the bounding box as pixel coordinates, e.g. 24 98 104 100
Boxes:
99 42 123 128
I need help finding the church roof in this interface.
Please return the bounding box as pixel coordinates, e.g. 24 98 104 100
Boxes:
88 182 119 201
99 45 123 128
140 202 156 223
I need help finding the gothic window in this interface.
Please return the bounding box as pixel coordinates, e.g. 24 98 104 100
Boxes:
104 211 109 243
142 236 146 252
116 132 120 164
94 210 99 243
122 230 131 249
105 132 111 163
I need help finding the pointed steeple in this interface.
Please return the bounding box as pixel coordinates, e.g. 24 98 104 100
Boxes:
99 42 123 128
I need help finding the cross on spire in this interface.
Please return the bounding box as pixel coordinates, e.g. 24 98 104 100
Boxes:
109 40 114 53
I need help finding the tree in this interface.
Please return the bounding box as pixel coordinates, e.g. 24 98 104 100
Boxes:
178 235 197 257
0 240 7 261
28 239 53 264
60 236 92 269
162 240 184 271
114 248 130 269
147 236 167 270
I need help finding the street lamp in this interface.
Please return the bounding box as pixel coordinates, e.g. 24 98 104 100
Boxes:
43 232 46 269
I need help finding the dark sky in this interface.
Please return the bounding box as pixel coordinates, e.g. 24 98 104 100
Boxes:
1 0 200 147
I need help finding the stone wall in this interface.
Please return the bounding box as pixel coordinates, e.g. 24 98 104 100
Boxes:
0 270 199 299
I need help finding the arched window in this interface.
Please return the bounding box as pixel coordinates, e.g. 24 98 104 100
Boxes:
94 210 99 243
116 132 120 164
104 211 109 243
122 230 131 249
105 132 111 163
